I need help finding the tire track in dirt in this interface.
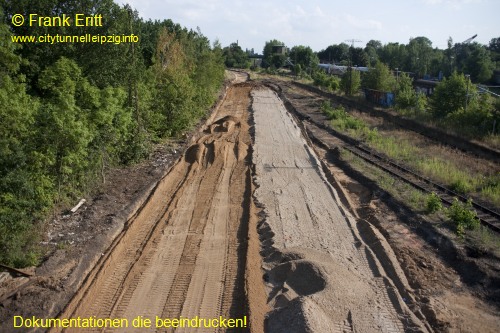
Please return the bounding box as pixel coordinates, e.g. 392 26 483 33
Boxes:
52 83 253 333
251 87 428 333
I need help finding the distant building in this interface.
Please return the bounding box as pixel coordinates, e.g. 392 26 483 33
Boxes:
318 64 369 75
271 45 288 55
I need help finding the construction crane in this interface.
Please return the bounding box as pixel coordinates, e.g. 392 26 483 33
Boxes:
345 39 362 47
449 34 477 74
462 34 477 44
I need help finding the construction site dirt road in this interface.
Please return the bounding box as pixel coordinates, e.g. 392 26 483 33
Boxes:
53 76 426 333
53 78 253 333
2 73 499 333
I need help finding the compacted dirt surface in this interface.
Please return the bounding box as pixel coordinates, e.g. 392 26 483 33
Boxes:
252 87 428 333
1 72 499 332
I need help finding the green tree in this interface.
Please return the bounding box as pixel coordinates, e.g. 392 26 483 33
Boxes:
489 37 500 67
317 43 349 64
464 44 494 82
262 39 287 68
365 40 382 66
430 72 477 118
379 42 407 71
350 47 369 67
0 14 47 266
3 0 132 88
406 37 433 77
36 58 94 196
289 45 319 73
395 72 417 109
223 43 250 68
362 61 396 91
340 68 361 96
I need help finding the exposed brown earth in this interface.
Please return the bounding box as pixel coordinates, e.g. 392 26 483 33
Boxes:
265 78 500 332
1 73 499 333
53 82 254 332
251 86 428 332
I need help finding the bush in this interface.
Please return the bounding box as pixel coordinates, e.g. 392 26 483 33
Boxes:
446 198 480 236
430 72 477 118
313 72 340 91
450 179 473 194
425 192 442 213
340 69 361 96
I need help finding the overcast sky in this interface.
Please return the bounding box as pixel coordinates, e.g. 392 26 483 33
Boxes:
117 0 499 52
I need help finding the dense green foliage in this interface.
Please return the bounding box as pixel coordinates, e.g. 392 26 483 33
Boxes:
317 36 499 83
222 43 250 68
427 72 498 137
317 43 350 64
262 39 287 69
362 61 396 92
312 71 340 91
446 198 480 236
425 193 442 214
289 45 319 73
321 102 366 131
394 72 417 109
0 2 224 266
340 68 361 96
430 72 473 117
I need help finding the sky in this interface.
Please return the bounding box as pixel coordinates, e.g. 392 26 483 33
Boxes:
117 0 499 53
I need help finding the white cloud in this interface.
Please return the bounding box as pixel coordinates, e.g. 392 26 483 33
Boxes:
343 14 382 31
116 0 497 52
421 0 483 8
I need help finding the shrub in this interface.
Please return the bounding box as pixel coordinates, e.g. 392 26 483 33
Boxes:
446 198 480 235
313 72 340 92
425 192 442 213
450 179 473 194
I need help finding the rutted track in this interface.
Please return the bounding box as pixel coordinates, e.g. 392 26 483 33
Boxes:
265 81 500 233
251 87 430 333
52 82 253 333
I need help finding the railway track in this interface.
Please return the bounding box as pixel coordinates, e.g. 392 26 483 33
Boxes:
290 81 500 164
337 139 500 232
266 82 500 234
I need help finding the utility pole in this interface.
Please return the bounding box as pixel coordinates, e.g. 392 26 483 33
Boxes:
345 39 362 95
464 74 470 112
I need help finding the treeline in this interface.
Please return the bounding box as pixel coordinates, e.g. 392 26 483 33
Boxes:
231 36 498 84
0 0 225 266
243 37 499 138
318 37 498 83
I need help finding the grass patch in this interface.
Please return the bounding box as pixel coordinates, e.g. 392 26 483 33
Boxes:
341 149 426 210
471 226 500 257
481 176 500 204
340 149 499 252
321 101 366 132
320 101 500 207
